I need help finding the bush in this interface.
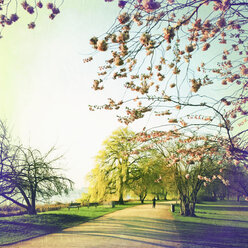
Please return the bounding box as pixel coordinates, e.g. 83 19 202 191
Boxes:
0 204 27 216
197 193 217 203
36 203 68 212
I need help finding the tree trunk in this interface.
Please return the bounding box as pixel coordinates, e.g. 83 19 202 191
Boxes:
189 202 196 217
15 186 37 215
31 192 37 215
139 192 147 204
164 192 168 201
118 192 124 204
219 194 225 200
180 201 191 216
27 206 37 215
212 191 217 201
189 193 197 217
118 176 124 204
180 196 196 216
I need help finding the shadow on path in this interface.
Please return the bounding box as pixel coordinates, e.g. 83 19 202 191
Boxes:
5 203 181 248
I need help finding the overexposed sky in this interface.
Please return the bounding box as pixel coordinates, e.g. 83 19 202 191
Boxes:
0 1 135 188
0 1 239 190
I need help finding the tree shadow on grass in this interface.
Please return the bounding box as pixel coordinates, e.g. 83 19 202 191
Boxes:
197 205 248 212
97 216 248 248
0 214 90 246
64 216 181 247
198 215 248 224
174 219 248 248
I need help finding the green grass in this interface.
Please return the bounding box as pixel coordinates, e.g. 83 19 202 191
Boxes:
172 200 248 248
3 200 246 247
0 201 142 246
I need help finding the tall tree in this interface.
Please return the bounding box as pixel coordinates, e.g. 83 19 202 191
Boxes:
128 154 161 203
88 127 144 204
129 152 177 203
0 120 73 215
150 133 223 216
1 146 74 215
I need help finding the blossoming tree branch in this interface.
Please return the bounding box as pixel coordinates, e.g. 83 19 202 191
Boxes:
86 0 247 172
0 0 61 34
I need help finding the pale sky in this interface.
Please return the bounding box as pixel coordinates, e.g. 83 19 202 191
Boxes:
0 1 240 189
0 1 135 188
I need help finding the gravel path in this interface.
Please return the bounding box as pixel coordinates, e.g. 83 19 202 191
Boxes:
6 202 182 248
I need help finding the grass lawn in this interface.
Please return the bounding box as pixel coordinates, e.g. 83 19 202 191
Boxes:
0 201 143 246
172 200 248 248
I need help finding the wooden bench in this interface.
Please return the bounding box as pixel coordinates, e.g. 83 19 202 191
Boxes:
68 203 81 210
87 202 98 208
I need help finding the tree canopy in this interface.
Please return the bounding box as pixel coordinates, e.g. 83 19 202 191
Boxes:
152 134 224 215
128 152 176 203
88 127 143 203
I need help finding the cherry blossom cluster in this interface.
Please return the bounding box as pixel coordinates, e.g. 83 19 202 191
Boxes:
0 1 61 34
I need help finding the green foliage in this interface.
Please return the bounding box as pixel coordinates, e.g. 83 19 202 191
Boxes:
77 193 90 205
128 156 156 203
150 135 222 216
197 188 218 203
88 127 142 203
129 152 176 203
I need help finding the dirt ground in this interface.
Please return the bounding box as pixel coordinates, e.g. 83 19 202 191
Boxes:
5 202 182 248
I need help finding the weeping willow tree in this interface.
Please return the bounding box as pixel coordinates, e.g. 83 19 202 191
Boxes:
88 127 145 204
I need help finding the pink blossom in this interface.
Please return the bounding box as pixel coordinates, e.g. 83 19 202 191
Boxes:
240 66 248 75
37 1 43 8
142 0 161 12
202 43 210 51
119 1 127 8
216 18 226 28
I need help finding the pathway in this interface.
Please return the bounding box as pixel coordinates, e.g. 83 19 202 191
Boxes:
6 202 182 248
